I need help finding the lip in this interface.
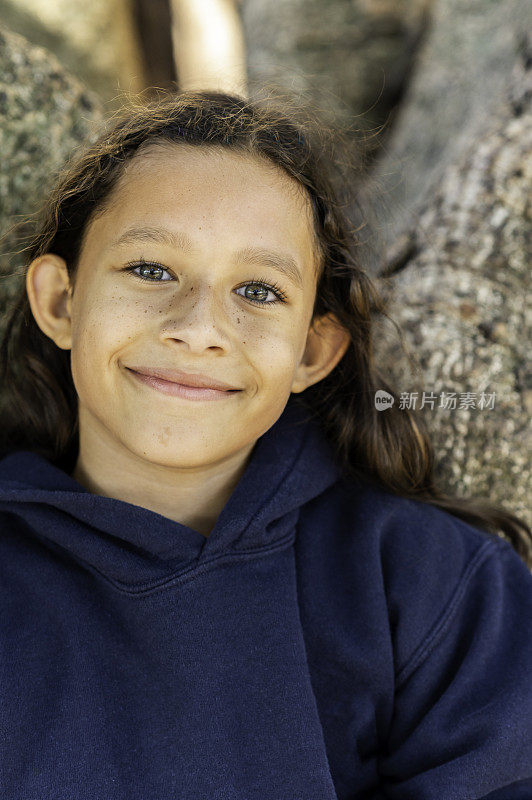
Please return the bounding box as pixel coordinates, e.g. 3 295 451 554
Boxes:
126 368 242 401
126 366 240 391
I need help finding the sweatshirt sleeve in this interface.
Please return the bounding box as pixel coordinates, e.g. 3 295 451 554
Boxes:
377 536 532 800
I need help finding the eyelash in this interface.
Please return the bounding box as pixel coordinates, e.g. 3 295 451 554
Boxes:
122 259 288 306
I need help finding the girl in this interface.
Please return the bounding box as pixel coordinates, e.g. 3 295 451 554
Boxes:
0 90 530 799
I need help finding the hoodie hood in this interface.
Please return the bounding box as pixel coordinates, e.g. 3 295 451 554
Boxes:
0 395 342 589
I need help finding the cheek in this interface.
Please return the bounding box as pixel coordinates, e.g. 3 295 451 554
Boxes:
243 320 304 379
70 295 138 386
74 292 139 345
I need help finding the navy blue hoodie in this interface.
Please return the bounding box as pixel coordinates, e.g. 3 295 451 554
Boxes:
0 395 531 799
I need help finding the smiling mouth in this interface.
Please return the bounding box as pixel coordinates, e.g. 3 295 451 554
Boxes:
126 368 242 400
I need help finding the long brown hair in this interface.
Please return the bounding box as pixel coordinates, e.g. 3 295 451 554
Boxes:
1 89 530 566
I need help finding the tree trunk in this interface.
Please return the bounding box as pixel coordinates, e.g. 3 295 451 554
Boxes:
364 1 531 526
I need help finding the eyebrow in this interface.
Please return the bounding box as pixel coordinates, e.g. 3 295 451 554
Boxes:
110 225 304 290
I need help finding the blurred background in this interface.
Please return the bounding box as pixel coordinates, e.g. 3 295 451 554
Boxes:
0 0 530 526
0 0 430 154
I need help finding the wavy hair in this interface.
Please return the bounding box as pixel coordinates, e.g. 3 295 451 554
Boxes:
1 89 530 566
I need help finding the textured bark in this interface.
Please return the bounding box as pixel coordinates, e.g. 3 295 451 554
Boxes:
359 0 532 270
0 26 104 322
370 40 531 527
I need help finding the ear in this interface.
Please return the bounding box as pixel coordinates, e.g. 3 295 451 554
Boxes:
291 312 351 394
26 253 73 351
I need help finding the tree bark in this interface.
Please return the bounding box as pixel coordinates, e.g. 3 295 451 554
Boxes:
365 4 531 526
0 26 104 317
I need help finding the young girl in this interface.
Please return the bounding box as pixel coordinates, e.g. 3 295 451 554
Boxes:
0 90 530 799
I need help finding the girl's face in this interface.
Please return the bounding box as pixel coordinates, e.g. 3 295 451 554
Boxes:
48 144 346 472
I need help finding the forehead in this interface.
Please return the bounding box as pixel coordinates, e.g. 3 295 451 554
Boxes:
115 141 310 207
88 143 320 273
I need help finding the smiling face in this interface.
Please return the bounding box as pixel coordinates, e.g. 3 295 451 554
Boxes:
55 143 337 472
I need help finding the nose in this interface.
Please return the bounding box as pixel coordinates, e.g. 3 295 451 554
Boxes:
158 281 232 353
